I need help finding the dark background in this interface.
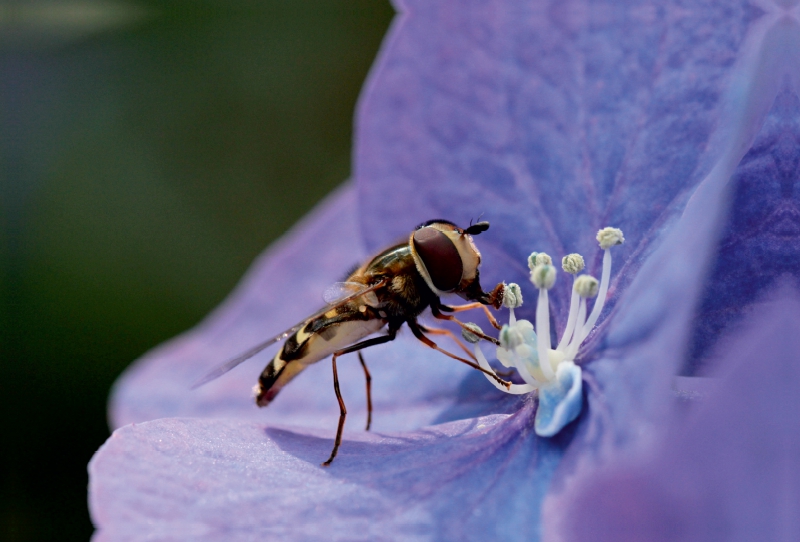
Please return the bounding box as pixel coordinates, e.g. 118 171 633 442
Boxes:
0 2 393 539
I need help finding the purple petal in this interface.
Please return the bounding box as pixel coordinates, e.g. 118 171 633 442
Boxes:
545 284 800 541
561 6 796 444
356 0 762 329
688 83 800 375
90 404 573 541
95 2 800 538
111 184 517 432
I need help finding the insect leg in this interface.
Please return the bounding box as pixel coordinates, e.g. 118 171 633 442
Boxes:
436 301 502 330
417 325 477 360
430 303 501 344
407 320 510 389
322 330 397 467
358 352 372 431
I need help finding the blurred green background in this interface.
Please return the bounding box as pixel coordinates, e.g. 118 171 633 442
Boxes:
0 1 393 539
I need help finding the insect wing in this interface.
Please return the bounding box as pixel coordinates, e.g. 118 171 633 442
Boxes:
190 278 388 389
189 324 303 389
323 282 379 306
323 282 361 304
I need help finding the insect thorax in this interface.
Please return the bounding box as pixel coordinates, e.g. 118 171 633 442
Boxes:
362 243 437 321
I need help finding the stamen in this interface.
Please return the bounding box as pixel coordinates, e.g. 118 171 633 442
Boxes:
556 281 580 352
565 297 587 361
473 228 624 438
463 323 536 393
556 255 585 352
502 282 523 325
530 264 556 380
568 228 625 346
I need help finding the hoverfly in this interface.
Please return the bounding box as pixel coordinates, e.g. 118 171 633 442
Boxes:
193 219 510 465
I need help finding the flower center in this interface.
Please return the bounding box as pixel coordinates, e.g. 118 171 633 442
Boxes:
463 227 624 394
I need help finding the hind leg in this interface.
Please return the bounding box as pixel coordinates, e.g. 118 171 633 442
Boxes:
322 330 397 467
358 353 372 431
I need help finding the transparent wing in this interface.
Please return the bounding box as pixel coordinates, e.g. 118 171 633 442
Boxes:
323 282 378 306
190 278 388 389
189 325 303 390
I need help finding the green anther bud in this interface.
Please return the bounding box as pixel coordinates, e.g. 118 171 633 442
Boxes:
527 252 552 270
461 323 483 344
574 275 599 298
502 283 523 309
499 324 524 349
562 253 585 274
531 264 556 290
597 227 625 250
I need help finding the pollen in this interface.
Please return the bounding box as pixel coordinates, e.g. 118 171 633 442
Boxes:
562 253 585 274
528 252 552 269
530 264 556 290
502 282 523 309
597 227 625 250
574 275 599 298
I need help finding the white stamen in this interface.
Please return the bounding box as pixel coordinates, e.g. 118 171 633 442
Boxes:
536 287 555 380
565 297 587 361
530 264 556 290
513 348 543 388
579 250 612 342
502 282 523 324
473 343 535 394
556 277 581 352
490 227 623 426
562 253 585 274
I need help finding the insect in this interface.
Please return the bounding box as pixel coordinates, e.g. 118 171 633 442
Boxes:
193 219 510 465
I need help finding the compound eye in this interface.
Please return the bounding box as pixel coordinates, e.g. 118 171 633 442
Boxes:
413 227 463 291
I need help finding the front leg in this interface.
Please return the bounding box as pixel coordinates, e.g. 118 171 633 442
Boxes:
430 302 501 344
418 324 477 360
407 319 509 389
436 301 502 330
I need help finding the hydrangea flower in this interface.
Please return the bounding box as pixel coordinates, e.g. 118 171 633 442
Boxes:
465 226 624 437
89 0 800 540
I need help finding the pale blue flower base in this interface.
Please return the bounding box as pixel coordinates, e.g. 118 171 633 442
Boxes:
535 362 583 437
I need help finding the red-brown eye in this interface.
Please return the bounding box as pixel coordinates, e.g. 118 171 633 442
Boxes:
413 227 463 291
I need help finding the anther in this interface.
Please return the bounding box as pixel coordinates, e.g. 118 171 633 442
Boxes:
562 253 585 274
530 264 556 290
499 324 526 350
530 252 553 268
461 323 483 344
574 275 599 298
502 283 523 309
597 227 624 250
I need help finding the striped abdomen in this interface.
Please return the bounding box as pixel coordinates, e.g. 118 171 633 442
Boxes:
255 308 384 406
